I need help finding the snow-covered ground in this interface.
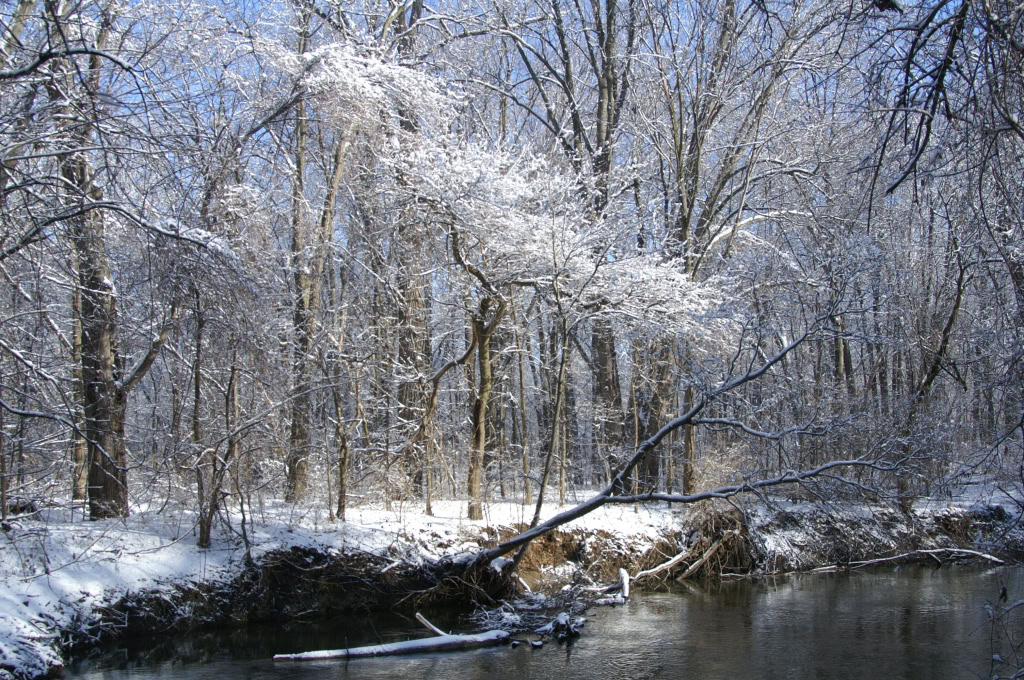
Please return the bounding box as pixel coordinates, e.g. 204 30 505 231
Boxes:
0 497 681 680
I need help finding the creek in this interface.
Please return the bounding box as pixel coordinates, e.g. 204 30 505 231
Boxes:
66 565 1021 680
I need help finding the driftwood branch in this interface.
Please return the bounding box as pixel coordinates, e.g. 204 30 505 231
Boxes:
273 609 512 662
273 630 511 661
593 568 632 606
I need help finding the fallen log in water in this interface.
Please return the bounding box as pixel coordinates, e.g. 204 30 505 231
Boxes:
273 629 511 661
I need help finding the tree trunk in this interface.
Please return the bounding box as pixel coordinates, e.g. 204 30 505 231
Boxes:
70 252 88 502
46 15 129 519
592 317 624 471
285 72 311 503
630 341 673 491
681 386 697 495
396 243 428 496
67 165 128 519
1 380 6 522
284 77 349 504
513 311 532 504
198 350 240 548
467 307 495 520
511 311 570 570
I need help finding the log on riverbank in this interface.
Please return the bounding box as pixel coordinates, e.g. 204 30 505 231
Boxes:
273 630 511 661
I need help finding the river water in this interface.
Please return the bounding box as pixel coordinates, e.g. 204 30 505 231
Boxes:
67 565 1021 680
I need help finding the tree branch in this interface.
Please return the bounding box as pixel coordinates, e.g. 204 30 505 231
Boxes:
0 47 131 80
119 302 180 394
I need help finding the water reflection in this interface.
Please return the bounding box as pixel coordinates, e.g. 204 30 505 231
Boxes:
67 565 1021 680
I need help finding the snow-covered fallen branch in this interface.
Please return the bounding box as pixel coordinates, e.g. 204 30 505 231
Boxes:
273 610 511 661
272 629 511 661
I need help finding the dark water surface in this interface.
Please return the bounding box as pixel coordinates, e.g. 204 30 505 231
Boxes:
66 565 1022 679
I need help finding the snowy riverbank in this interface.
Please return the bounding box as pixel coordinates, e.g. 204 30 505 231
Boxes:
0 499 679 679
2 495 1021 679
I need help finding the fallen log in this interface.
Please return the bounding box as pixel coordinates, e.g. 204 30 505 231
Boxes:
463 325 887 573
273 630 511 661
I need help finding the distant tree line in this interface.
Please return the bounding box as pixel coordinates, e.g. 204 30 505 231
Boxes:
0 0 1020 541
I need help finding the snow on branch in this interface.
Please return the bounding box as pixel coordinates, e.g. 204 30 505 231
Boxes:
387 137 731 341
134 217 243 268
272 40 453 129
387 139 590 277
585 254 731 341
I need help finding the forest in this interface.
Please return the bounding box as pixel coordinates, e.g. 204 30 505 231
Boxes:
1 0 1022 545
